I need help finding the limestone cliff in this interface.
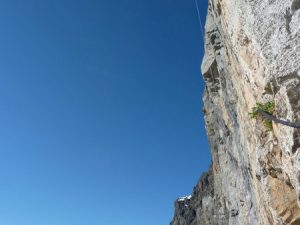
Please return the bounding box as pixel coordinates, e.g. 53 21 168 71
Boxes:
171 0 300 224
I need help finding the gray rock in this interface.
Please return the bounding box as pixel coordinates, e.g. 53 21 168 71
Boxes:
171 0 300 224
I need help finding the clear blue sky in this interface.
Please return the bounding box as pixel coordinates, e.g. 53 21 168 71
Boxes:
0 0 210 224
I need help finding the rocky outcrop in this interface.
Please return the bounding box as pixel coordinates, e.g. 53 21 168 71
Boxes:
171 0 300 224
170 166 229 225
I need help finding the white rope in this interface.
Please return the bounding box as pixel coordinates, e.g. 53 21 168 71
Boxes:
194 0 205 43
194 0 216 81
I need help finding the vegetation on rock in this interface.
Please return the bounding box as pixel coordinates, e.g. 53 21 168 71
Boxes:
249 101 275 131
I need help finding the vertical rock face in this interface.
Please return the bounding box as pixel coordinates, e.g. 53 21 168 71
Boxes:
171 0 300 224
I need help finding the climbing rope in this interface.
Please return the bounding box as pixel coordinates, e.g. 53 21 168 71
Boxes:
258 109 300 128
194 0 205 42
194 0 217 82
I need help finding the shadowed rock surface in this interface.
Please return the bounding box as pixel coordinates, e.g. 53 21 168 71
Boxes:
171 0 300 224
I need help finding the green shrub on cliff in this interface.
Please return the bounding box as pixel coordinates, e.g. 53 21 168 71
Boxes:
249 100 275 130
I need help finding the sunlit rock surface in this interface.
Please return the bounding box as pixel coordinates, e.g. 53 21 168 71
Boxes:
171 0 300 224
